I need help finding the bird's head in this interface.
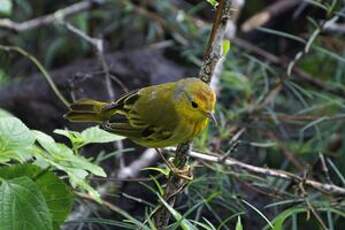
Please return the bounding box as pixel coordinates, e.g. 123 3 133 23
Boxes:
174 78 216 124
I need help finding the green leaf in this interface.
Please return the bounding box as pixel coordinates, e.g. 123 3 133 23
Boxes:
35 171 74 229
0 117 35 163
206 0 218 8
235 216 243 230
53 129 84 147
54 126 125 149
266 207 305 230
0 176 53 230
33 130 106 202
33 130 106 177
142 166 170 177
0 164 74 230
0 0 12 16
266 207 345 230
222 40 231 57
158 196 197 230
0 108 12 118
81 126 125 145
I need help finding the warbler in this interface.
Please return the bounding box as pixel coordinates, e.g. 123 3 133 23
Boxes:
64 77 216 148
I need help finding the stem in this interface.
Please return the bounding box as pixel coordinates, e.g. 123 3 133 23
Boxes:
154 143 191 229
154 0 233 228
0 45 70 107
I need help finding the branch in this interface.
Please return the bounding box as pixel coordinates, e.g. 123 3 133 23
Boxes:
0 0 106 32
0 45 70 107
117 149 158 179
154 0 234 228
185 149 345 196
199 0 233 84
325 22 345 33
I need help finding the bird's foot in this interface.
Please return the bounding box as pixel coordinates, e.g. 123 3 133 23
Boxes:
155 148 193 181
169 163 193 181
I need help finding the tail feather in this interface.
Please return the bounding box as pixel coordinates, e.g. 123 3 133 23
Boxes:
64 99 109 123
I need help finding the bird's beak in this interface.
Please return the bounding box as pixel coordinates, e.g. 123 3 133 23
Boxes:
206 112 218 126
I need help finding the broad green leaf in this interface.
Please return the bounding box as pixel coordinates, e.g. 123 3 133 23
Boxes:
0 164 74 230
0 117 35 162
81 126 125 145
53 129 84 147
0 0 12 16
33 130 106 202
35 171 74 229
54 126 125 149
0 108 11 118
33 130 106 177
0 176 53 230
0 117 35 149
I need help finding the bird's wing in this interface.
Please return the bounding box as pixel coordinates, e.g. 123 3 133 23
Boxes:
101 85 176 143
103 89 140 113
101 89 145 138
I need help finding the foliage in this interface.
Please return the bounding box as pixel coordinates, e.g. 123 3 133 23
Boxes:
0 113 125 228
0 177 53 230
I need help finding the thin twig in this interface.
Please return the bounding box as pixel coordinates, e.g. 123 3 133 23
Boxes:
232 37 345 97
287 7 345 76
0 0 106 33
0 45 70 107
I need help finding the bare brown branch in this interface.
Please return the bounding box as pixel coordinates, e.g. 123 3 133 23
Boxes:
0 0 106 32
154 1 234 228
183 149 345 196
199 0 233 84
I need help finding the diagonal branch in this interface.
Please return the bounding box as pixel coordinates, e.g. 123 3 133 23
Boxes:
154 0 234 228
199 0 233 84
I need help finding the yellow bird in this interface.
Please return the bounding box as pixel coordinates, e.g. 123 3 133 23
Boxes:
64 78 216 148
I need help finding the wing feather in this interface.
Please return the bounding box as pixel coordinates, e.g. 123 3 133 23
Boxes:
101 85 177 145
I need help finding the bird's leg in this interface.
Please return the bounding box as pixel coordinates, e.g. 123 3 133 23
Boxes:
155 148 193 181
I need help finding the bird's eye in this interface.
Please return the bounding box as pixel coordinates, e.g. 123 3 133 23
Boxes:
191 101 198 108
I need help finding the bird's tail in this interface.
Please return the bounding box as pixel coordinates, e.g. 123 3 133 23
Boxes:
64 99 110 123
